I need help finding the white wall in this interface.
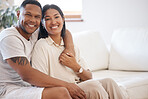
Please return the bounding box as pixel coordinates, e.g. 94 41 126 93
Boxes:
1 0 148 47
66 0 148 47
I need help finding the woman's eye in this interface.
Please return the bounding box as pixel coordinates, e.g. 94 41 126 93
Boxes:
55 16 59 18
45 18 50 21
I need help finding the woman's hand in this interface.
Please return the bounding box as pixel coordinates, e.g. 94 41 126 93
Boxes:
59 53 93 81
59 53 80 72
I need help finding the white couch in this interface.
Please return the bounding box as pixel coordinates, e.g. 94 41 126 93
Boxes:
72 28 148 99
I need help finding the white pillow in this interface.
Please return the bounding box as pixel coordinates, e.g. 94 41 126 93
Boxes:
109 28 148 71
72 31 109 71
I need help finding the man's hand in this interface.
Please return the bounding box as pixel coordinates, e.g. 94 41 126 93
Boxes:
65 83 86 99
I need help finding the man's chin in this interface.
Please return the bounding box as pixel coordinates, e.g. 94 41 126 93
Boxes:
26 29 38 34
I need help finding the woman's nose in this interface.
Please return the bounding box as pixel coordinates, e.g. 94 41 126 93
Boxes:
51 19 56 24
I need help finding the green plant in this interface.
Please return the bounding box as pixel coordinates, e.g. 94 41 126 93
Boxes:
0 6 19 29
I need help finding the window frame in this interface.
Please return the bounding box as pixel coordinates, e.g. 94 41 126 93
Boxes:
14 0 83 22
37 0 83 22
64 11 83 22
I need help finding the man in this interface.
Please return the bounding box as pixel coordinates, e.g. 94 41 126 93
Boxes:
0 0 86 99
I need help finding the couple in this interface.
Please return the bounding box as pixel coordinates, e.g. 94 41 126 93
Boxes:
0 0 125 99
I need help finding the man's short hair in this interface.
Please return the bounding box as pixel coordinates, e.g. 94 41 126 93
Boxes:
20 0 42 11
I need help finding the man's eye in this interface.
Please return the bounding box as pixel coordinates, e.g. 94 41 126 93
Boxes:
25 14 31 16
36 16 41 19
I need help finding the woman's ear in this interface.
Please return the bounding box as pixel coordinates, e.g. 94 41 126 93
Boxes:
62 18 65 24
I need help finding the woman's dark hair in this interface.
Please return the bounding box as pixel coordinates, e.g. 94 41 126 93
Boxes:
38 4 66 39
20 0 42 11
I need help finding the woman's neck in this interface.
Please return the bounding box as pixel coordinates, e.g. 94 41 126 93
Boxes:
49 34 61 45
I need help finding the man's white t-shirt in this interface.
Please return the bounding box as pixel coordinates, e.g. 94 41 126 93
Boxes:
0 27 38 96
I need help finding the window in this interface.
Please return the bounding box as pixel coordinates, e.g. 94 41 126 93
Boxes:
38 0 83 22
14 0 83 22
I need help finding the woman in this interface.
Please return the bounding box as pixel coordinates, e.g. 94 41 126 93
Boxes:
32 4 126 99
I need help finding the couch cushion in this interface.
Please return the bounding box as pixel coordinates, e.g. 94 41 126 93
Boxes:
72 31 109 71
92 70 148 99
109 28 148 71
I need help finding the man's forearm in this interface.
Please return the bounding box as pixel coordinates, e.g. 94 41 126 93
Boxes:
7 58 68 88
63 30 75 55
21 66 68 88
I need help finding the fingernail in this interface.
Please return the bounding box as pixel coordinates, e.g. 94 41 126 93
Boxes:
66 53 69 55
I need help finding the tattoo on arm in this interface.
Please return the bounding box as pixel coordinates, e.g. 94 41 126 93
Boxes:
10 57 29 66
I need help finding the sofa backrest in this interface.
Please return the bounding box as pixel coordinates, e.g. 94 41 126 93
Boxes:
109 28 148 71
72 31 109 71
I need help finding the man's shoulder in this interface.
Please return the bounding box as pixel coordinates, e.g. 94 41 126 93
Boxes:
0 27 18 41
0 27 17 33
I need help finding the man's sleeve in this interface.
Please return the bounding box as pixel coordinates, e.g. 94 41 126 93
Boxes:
0 36 26 60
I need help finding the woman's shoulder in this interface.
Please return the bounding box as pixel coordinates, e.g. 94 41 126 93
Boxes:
35 38 48 46
37 38 47 43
